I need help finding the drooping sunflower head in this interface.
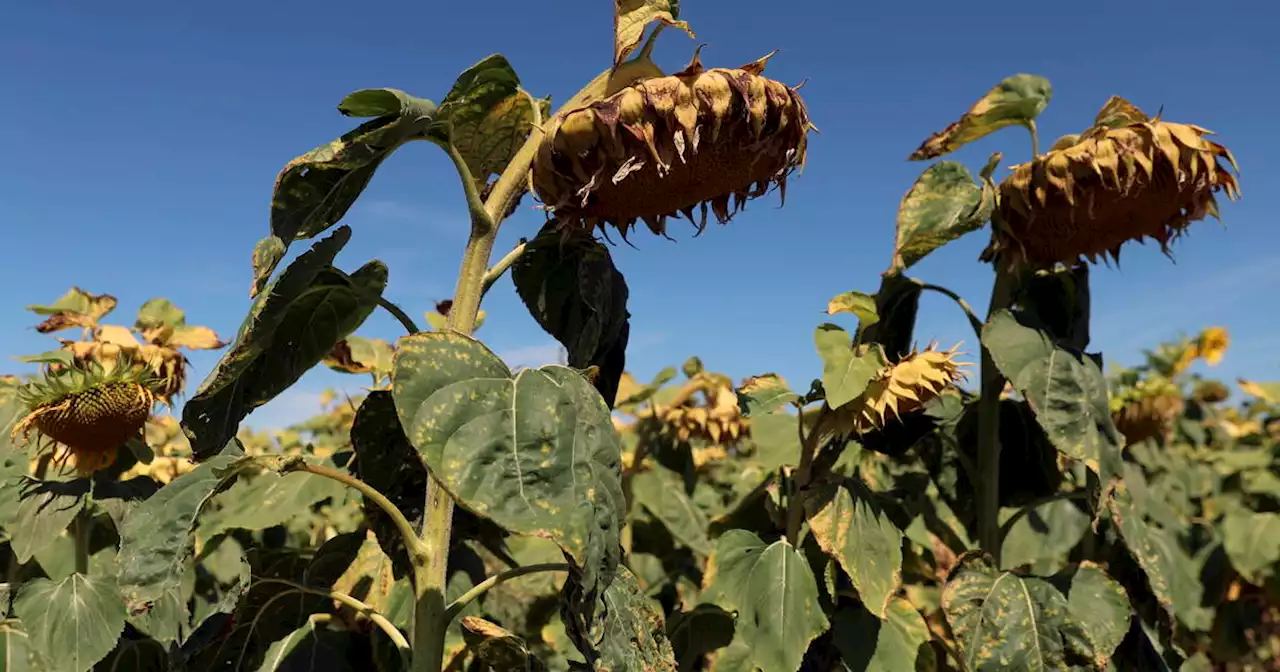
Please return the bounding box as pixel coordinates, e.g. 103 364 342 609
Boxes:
1109 375 1184 446
532 49 813 239
992 96 1240 269
837 344 970 434
11 358 160 476
658 373 749 452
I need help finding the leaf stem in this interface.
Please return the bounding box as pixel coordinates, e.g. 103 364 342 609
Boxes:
1025 120 1040 158
976 265 1018 558
253 578 412 667
997 490 1090 544
283 461 427 561
480 240 527 297
378 297 421 335
918 282 984 341
443 563 569 621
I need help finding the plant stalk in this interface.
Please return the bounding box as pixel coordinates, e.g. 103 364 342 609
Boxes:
976 266 1017 559
72 509 91 575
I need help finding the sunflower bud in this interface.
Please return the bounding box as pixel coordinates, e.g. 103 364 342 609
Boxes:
532 49 812 239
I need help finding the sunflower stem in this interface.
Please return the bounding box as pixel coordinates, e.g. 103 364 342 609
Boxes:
1026 120 1040 158
976 265 1018 561
72 509 91 575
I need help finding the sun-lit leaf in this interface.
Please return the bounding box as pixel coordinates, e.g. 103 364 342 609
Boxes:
826 290 880 328
134 298 187 330
323 336 396 380
13 573 127 672
26 287 117 320
815 324 888 410
183 227 387 459
9 478 87 564
909 74 1052 160
1065 562 1131 669
941 551 1092 671
250 235 288 299
513 223 630 408
0 621 38 671
1237 379 1280 404
804 480 903 618
736 374 797 417
632 465 713 556
832 598 935 672
887 161 993 275
1221 510 1280 585
614 0 694 68
702 530 830 672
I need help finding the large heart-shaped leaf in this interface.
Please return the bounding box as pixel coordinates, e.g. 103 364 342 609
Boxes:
9 478 88 564
941 551 1092 671
982 309 1122 479
701 530 830 672
1064 562 1131 669
909 74 1052 160
887 161 994 275
184 226 387 459
831 598 935 672
1107 485 1209 630
196 468 347 539
391 331 624 582
13 573 127 672
513 224 630 408
1221 510 1280 585
804 480 903 619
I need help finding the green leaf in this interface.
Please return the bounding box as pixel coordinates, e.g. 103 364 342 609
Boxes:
349 391 428 579
134 298 187 329
10 479 88 564
250 235 288 299
0 621 38 672
614 0 694 68
982 310 1122 478
632 465 712 556
707 636 755 672
826 291 880 328
702 531 829 672
116 448 250 624
323 335 395 380
666 604 735 668
743 411 801 472
1106 486 1209 631
198 469 346 539
909 74 1052 160
888 161 992 275
1221 510 1280 585
257 618 356 671
427 55 542 196
512 223 630 408
13 574 127 672
460 616 546 671
803 480 903 618
391 331 624 581
736 374 797 417
941 551 1091 671
591 565 677 671
832 598 934 672
1065 562 1131 669
815 325 887 410
183 227 386 459
269 88 435 250
998 497 1089 572
25 287 117 320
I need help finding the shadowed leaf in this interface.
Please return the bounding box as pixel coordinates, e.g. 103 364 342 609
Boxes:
257 618 356 672
461 616 546 671
590 565 677 671
804 479 903 618
250 236 288 299
349 391 427 579
632 465 712 556
859 275 922 363
13 574 127 672
832 598 934 672
888 161 994 275
197 467 347 539
999 497 1088 572
9 478 88 564
0 622 38 671
1107 485 1208 631
666 604 735 668
909 74 1052 160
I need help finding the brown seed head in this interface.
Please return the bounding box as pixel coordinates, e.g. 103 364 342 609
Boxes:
992 97 1239 269
532 49 812 239
14 380 155 475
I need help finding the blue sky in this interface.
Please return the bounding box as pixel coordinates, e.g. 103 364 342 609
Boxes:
2 1 1277 430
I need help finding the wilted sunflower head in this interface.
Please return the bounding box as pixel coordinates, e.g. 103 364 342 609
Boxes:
1110 375 1183 446
532 48 813 240
992 96 1240 269
11 358 160 475
836 344 970 434
658 373 749 450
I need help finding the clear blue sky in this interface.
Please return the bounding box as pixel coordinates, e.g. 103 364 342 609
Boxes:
2 1 1277 429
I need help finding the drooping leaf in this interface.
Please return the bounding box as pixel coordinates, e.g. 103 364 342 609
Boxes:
736 374 797 416
426 55 542 197
323 336 396 380
1064 562 1131 669
183 227 387 459
815 325 888 410
832 598 934 672
569 565 675 671
803 480 903 619
826 291 879 328
941 551 1092 671
614 0 694 68
266 88 435 285
26 286 117 321
391 331 624 588
887 161 993 275
197 468 346 539
461 616 546 671
702 531 830 672
116 447 251 624
13 574 127 672
1221 510 1280 585
134 298 187 330
632 465 712 556
9 478 88 564
1020 264 1091 352
1092 96 1150 129
909 74 1052 160
1106 485 1208 631
256 618 356 672
998 497 1089 572
982 309 1121 479
512 224 630 408
251 236 288 299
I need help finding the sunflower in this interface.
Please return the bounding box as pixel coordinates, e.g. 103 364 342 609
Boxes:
991 96 1239 269
834 344 970 434
1110 376 1183 446
532 48 813 239
11 358 160 475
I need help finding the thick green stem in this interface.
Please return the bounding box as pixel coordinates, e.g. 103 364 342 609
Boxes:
72 510 91 575
976 267 1017 559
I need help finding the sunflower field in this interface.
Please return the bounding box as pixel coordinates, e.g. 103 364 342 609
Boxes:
1 1 1276 671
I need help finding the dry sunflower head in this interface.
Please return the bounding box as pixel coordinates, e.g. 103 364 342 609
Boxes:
1110 376 1184 446
991 96 1239 269
532 48 813 239
834 344 969 434
11 358 160 476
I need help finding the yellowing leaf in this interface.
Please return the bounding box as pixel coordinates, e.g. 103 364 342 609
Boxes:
166 326 227 350
1238 379 1280 403
909 74 1052 161
614 0 694 69
826 291 880 327
27 287 118 320
96 325 143 348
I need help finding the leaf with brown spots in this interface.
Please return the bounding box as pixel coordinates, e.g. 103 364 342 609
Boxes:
887 161 994 276
803 479 904 619
324 336 395 381
27 287 118 333
461 616 546 671
1064 562 1131 669
701 530 830 672
590 565 677 671
909 74 1052 161
941 551 1094 671
614 0 694 69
